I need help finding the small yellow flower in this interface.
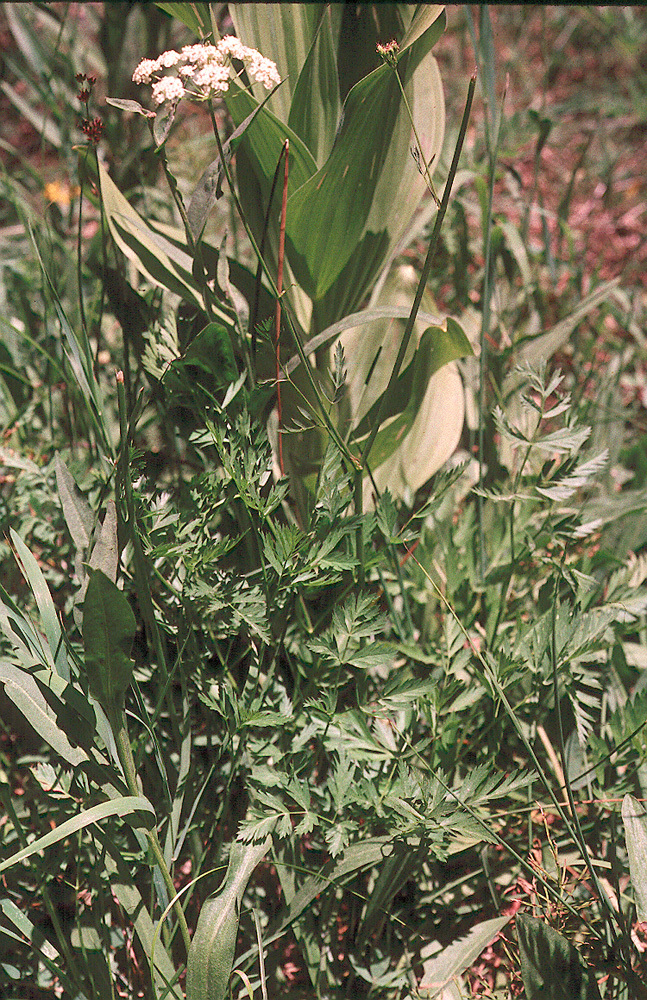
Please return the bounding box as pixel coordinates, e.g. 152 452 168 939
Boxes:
43 179 80 209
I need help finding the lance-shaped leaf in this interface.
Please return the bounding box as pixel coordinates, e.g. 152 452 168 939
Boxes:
99 160 211 312
419 916 511 997
516 914 602 1000
0 661 88 767
82 569 136 713
350 318 471 476
622 793 647 923
186 837 271 1000
10 528 69 681
286 13 445 307
229 3 325 123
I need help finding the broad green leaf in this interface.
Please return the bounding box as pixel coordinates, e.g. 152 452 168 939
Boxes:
400 4 445 48
288 5 342 167
352 320 471 473
82 569 136 711
418 916 510 997
187 83 284 242
10 528 68 681
285 305 445 376
224 84 318 198
154 2 206 36
516 914 602 1000
286 16 446 306
186 837 271 1000
0 795 154 874
229 3 324 122
98 160 205 310
622 793 647 923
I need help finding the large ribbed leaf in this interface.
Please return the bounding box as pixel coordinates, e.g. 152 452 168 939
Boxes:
287 15 445 306
228 4 445 317
229 3 325 123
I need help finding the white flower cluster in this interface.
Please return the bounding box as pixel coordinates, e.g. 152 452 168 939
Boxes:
132 36 281 106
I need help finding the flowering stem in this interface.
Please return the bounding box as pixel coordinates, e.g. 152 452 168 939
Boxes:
393 65 440 208
251 141 289 362
156 142 219 324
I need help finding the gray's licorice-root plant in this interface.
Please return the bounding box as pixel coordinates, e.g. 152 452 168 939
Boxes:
2 3 647 999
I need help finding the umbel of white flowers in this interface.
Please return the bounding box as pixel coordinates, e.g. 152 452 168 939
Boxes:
132 37 281 105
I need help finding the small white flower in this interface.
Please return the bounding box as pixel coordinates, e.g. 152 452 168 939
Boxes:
151 76 185 106
218 35 247 63
132 38 280 107
248 55 281 89
132 58 158 85
181 43 220 67
158 49 181 69
193 63 231 99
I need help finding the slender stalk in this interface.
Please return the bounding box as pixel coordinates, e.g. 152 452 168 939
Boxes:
108 705 191 956
115 374 183 753
391 62 440 207
156 146 218 325
477 73 508 580
359 71 476 470
275 140 289 475
251 142 288 362
206 100 360 476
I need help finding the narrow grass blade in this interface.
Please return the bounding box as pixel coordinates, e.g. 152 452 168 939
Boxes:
10 528 69 681
0 795 155 873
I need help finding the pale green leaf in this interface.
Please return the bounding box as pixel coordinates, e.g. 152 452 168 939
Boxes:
186 837 270 1000
10 528 68 680
419 916 510 997
622 794 647 923
0 661 88 767
98 160 205 309
0 795 154 874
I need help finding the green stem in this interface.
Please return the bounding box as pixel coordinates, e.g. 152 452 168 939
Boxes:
116 375 182 754
392 64 440 207
157 147 218 324
360 72 476 469
477 76 508 580
109 706 192 956
206 99 360 478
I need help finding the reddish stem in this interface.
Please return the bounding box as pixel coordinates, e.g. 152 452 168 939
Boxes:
276 139 289 475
